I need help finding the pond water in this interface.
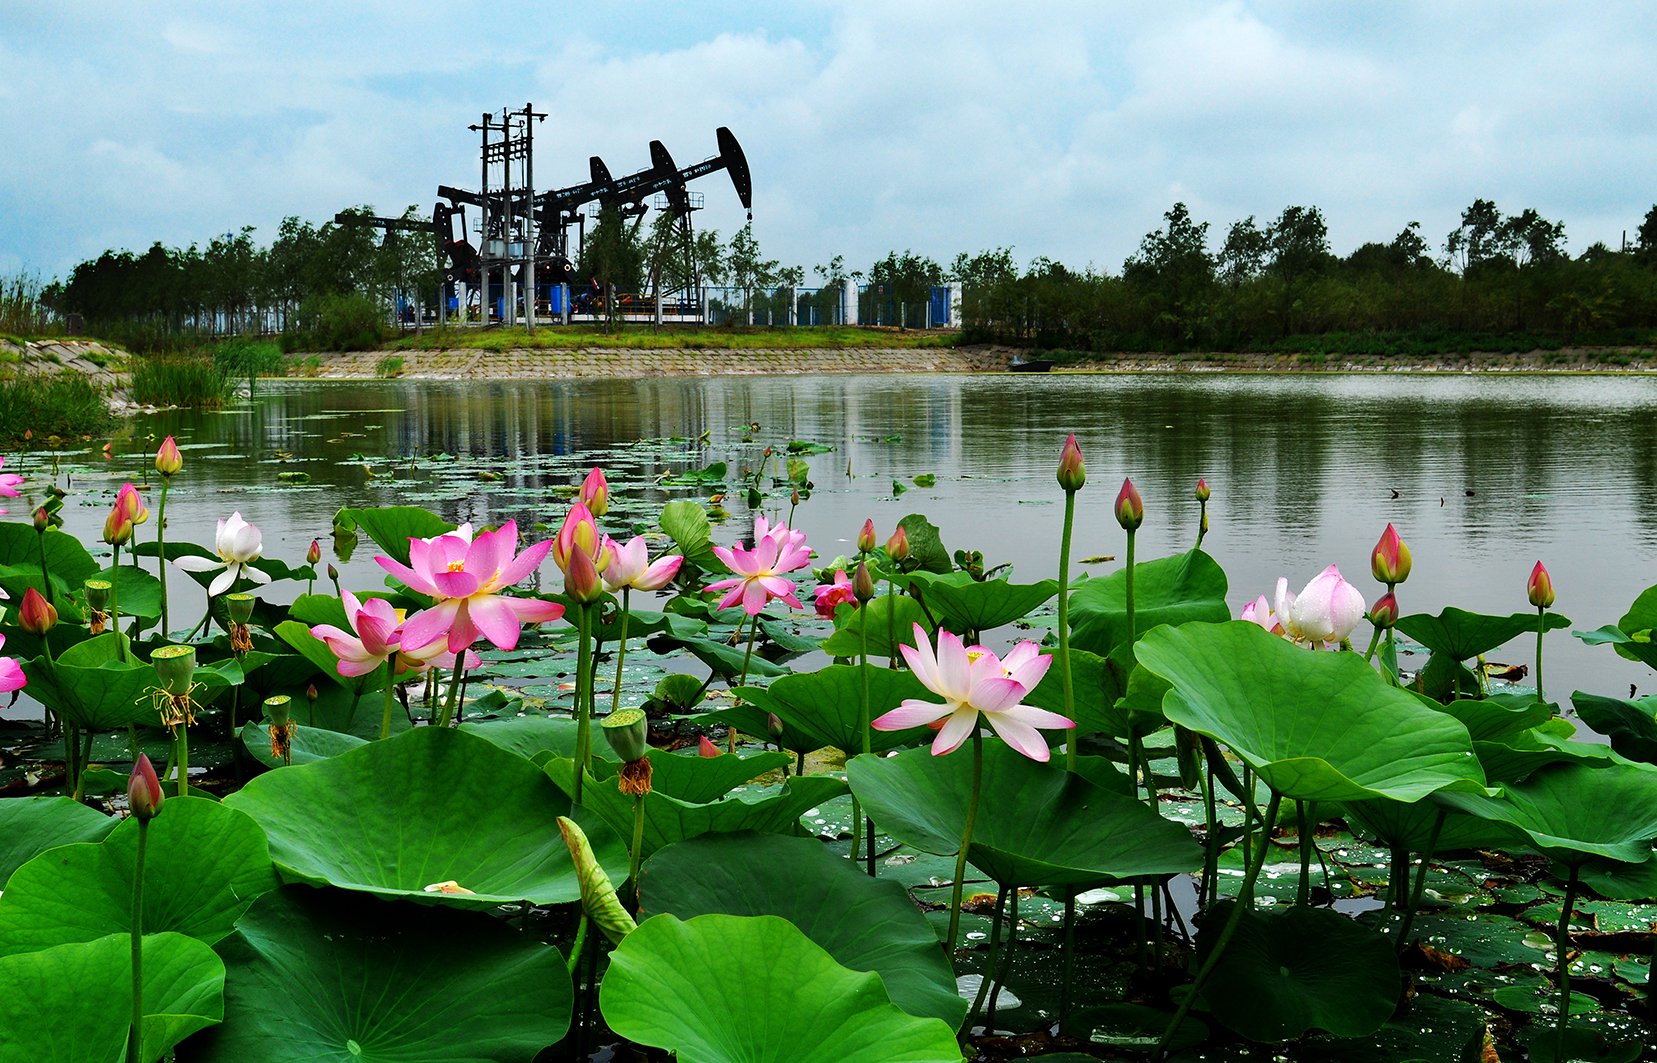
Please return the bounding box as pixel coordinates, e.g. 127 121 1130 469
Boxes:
23 370 1657 710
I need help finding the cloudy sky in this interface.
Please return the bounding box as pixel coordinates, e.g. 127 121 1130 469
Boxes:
3 1 1653 283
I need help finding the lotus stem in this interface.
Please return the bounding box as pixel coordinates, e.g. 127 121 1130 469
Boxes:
850 795 863 870
64 723 80 802
967 884 1009 1031
1059 891 1077 1035
987 884 1020 1025
35 526 53 608
1297 800 1313 906
573 604 593 803
174 725 189 799
1361 624 1383 663
1196 498 1208 550
436 655 466 731
1058 490 1077 771
609 588 632 716
886 577 898 670
565 912 589 978
128 818 149 1063
156 480 169 635
628 792 645 906
1535 605 1547 705
795 750 806 776
379 663 397 741
1555 863 1581 1057
1124 527 1137 647
1393 809 1446 951
1158 789 1283 1059
945 728 985 956
110 543 126 662
859 608 875 877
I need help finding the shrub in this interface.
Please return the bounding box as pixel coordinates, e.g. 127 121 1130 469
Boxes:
0 374 110 439
375 355 406 378
283 293 389 352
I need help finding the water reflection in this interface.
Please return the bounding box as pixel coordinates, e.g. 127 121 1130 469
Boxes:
54 372 1657 704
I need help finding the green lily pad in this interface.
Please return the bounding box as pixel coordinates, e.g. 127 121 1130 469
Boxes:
1068 549 1230 656
896 514 952 575
0 796 277 956
1022 645 1132 740
0 796 116 888
601 913 964 1063
545 757 846 860
820 595 933 658
458 714 587 761
730 664 938 756
641 833 967 1027
636 748 789 804
194 885 569 1062
1396 606 1570 662
906 572 1056 634
847 743 1200 887
1577 585 1657 673
1200 903 1401 1041
1294 992 1489 1063
239 721 367 767
1580 850 1657 900
1433 760 1657 865
334 505 454 567
1440 691 1555 742
1134 622 1486 803
1571 691 1657 765
1342 795 1526 854
0 522 98 585
0 931 223 1063
657 633 789 679
224 727 626 906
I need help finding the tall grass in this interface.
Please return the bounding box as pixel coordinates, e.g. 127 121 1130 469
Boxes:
131 356 227 409
0 274 58 337
0 375 109 440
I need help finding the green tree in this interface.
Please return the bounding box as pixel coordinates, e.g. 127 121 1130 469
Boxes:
1123 202 1215 344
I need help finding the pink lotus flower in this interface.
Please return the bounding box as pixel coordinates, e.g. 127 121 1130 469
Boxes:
580 467 609 517
0 634 25 694
601 536 683 592
312 591 480 677
1239 595 1283 635
377 520 564 653
706 516 811 616
154 436 182 477
873 624 1073 761
1273 564 1365 647
174 512 269 596
0 456 21 500
116 482 149 526
554 503 605 574
813 569 855 619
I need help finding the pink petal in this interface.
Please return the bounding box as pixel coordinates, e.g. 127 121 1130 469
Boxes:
741 578 769 615
465 524 514 585
376 554 436 596
932 709 979 756
716 585 746 612
502 596 565 625
432 569 482 599
401 600 460 654
496 537 553 589
0 657 25 693
935 630 971 700
968 676 1027 714
635 555 683 591
1000 703 1077 731
1005 650 1051 691
871 698 951 730
984 713 1052 762
467 594 524 650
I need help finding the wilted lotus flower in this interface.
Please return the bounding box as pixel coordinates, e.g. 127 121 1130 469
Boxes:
174 512 270 596
1274 564 1366 647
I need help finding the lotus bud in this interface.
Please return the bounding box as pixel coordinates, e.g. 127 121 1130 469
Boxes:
856 518 877 555
264 693 293 729
790 488 801 507
580 467 609 517
564 545 604 604
1371 524 1412 585
326 562 339 582
152 644 197 697
84 578 111 611
766 712 785 741
154 435 182 477
306 539 322 566
601 707 650 763
1114 478 1144 531
226 591 256 624
1370 592 1400 630
853 560 876 604
116 482 148 526
306 683 318 706
102 505 133 546
19 587 56 635
1195 478 1210 502
554 503 600 572
1527 561 1555 609
1057 434 1086 492
697 734 721 758
885 526 910 563
32 507 47 532
127 752 163 821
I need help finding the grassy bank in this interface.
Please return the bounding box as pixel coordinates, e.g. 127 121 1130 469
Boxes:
385 324 960 352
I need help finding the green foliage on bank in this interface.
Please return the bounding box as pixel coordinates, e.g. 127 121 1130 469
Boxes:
0 374 109 440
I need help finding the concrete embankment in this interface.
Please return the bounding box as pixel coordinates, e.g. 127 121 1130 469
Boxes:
308 346 1004 380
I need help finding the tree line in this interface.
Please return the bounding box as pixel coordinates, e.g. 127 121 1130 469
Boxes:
36 198 1657 350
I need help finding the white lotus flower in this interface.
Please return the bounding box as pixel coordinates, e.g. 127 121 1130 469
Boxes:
174 511 272 597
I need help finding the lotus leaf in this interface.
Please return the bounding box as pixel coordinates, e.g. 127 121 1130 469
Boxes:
0 931 223 1063
0 796 276 955
24 634 164 731
0 796 116 888
545 757 846 860
1134 622 1486 803
1576 584 1657 673
657 633 789 678
193 885 569 1062
1200 903 1401 1041
1068 549 1229 656
458 713 587 761
1022 644 1134 740
820 594 933 658
1570 691 1657 764
224 727 626 906
1432 760 1657 864
1396 606 1570 662
239 721 367 766
0 521 97 585
334 505 454 566
92 562 163 621
276 619 385 693
601 913 964 1063
1341 794 1525 854
641 832 968 1027
846 743 1200 887
634 748 789 804
1439 691 1555 742
905 571 1057 634
897 513 952 574
732 664 937 755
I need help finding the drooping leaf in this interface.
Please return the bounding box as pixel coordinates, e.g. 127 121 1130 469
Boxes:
1396 606 1570 662
642 833 968 1028
1432 760 1657 865
897 513 952 575
0 796 116 889
224 727 627 906
1069 550 1230 656
193 886 569 1062
1570 691 1657 764
601 914 964 1063
847 743 1199 887
334 505 455 567
24 634 163 731
1134 622 1486 803
906 571 1056 635
1199 903 1401 1041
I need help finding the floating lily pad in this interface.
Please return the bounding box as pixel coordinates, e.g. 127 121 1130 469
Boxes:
0 796 116 888
0 931 223 1063
225 727 626 906
847 743 1199 887
194 885 569 1062
1134 622 1486 803
1200 903 1401 1041
601 913 964 1063
641 832 967 1027
0 796 277 956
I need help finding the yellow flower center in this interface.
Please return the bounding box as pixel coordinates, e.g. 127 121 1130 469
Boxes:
446 560 466 572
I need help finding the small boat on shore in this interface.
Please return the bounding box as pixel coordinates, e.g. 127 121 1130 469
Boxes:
1008 357 1053 373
